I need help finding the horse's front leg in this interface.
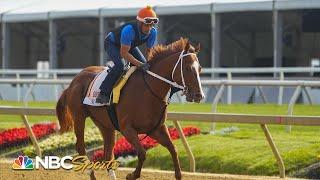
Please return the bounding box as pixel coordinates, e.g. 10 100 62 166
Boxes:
150 124 182 180
122 127 146 180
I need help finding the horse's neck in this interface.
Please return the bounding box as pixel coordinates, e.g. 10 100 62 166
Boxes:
147 52 180 100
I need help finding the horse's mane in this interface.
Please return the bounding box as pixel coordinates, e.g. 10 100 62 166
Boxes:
148 38 188 63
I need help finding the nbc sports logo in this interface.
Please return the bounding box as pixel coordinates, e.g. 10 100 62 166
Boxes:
12 155 73 170
11 155 119 171
12 155 34 170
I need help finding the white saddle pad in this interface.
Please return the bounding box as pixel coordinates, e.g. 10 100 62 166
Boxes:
83 63 114 106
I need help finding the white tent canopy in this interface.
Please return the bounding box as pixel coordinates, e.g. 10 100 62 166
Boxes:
1 0 320 22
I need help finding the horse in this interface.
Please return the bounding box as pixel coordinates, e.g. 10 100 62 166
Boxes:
56 38 204 180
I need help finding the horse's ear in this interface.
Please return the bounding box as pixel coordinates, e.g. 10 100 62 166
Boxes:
195 43 201 53
184 41 191 52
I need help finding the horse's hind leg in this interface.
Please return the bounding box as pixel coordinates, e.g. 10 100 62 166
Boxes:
100 127 116 179
87 106 116 179
74 114 86 155
150 124 182 180
73 112 97 180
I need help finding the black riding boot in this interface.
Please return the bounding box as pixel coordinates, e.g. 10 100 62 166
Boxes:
96 90 111 104
96 70 119 104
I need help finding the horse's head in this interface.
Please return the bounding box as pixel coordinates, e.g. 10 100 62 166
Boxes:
172 41 205 103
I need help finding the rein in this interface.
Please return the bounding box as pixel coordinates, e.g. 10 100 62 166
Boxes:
138 50 198 141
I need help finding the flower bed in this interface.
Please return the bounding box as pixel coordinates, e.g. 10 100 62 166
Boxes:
23 126 102 157
23 126 200 159
93 126 200 161
0 123 57 150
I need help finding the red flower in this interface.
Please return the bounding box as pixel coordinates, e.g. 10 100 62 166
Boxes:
0 123 57 149
93 126 201 161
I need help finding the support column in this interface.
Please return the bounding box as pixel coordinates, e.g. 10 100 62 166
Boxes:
99 11 107 66
211 8 221 79
173 120 195 172
261 124 285 178
2 22 10 69
273 9 283 76
21 115 42 157
49 19 57 69
153 7 164 45
157 17 165 45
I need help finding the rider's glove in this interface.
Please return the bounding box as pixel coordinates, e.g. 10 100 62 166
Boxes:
138 63 150 72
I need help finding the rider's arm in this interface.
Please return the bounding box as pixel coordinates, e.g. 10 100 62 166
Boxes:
120 45 143 66
120 25 144 66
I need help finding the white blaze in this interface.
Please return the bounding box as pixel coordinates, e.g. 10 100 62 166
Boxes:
192 60 205 99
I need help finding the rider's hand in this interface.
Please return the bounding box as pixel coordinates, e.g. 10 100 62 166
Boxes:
138 63 150 72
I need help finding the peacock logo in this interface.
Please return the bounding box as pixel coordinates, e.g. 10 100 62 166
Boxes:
12 155 34 170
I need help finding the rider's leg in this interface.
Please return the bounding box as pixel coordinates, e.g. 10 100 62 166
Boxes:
129 47 147 63
97 46 145 104
97 40 124 104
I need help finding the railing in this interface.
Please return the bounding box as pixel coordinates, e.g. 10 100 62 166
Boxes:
0 78 319 132
201 67 320 74
0 79 70 102
0 69 80 77
1 106 320 178
0 78 319 113
1 67 320 102
1 67 320 78
0 78 319 104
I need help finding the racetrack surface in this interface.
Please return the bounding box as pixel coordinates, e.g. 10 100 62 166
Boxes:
0 162 302 180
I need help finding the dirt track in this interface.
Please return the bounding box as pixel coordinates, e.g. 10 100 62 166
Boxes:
0 162 302 180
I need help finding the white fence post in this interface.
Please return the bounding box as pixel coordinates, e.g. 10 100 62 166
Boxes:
278 72 284 105
227 72 232 104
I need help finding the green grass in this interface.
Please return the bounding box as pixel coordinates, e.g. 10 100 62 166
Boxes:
131 133 319 176
0 101 58 130
1 101 320 176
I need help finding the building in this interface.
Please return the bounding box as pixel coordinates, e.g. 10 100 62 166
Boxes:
0 0 319 70
1 0 320 103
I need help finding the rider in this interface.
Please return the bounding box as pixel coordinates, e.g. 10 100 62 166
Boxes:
96 6 159 104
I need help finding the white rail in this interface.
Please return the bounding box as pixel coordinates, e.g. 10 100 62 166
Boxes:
201 79 320 87
201 67 320 74
0 79 70 84
0 69 80 75
1 67 320 77
1 79 320 86
0 79 319 113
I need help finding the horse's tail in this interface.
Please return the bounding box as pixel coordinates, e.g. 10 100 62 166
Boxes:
56 89 74 133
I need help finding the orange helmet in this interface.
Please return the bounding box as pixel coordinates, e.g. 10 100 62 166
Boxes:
136 6 159 24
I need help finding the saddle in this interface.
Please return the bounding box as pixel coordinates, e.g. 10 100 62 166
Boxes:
83 66 136 132
112 66 136 104
83 66 136 106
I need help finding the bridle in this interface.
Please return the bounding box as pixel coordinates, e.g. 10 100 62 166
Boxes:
145 50 199 96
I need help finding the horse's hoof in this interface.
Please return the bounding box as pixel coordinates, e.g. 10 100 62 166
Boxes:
175 175 182 180
90 171 97 180
126 172 136 180
175 172 182 180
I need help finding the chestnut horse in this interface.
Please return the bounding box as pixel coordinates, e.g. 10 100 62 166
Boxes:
56 38 204 180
